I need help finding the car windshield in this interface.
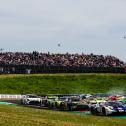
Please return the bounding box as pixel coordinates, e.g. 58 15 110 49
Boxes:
27 95 38 98
59 98 68 101
71 98 80 102
48 98 56 100
107 102 123 106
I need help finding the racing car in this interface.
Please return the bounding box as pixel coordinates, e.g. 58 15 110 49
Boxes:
46 96 58 108
21 94 41 105
118 97 126 104
67 96 81 111
90 101 126 116
54 96 69 109
108 95 124 101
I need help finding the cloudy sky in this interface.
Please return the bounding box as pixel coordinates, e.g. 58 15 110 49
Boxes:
0 0 126 61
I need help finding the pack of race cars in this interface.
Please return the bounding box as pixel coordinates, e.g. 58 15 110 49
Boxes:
21 94 126 116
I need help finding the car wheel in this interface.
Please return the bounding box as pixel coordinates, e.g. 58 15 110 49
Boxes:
69 106 72 111
51 103 54 108
48 102 50 107
55 102 58 108
90 107 96 115
21 100 23 105
68 104 72 111
102 108 107 116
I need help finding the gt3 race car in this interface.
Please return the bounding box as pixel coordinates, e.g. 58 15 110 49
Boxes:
55 96 69 109
90 101 126 116
21 94 41 105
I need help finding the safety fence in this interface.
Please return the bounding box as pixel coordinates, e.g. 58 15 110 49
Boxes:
0 65 125 74
0 94 22 99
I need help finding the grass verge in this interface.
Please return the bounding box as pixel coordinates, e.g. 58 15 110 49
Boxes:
0 73 126 94
0 105 126 126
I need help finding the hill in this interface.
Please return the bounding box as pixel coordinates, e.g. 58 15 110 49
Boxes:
0 73 126 94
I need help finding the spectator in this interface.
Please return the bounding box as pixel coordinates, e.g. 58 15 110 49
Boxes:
0 52 124 68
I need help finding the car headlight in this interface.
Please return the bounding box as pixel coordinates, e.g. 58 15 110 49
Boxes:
27 99 31 101
106 106 113 110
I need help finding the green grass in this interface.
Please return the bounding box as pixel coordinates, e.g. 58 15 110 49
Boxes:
0 73 126 94
0 105 126 126
0 73 126 126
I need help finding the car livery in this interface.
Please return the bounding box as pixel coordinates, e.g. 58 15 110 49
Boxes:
90 101 126 116
21 94 41 105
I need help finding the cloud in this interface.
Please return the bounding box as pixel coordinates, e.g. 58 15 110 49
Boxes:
0 0 126 61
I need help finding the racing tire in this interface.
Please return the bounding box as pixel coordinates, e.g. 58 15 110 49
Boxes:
69 106 72 111
55 102 58 108
67 104 72 111
21 100 23 105
102 107 107 116
60 103 63 108
48 102 51 108
90 107 96 115
60 103 64 110
51 103 54 108
49 103 53 109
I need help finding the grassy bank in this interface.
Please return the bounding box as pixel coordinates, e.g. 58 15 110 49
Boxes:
0 105 126 126
0 73 126 94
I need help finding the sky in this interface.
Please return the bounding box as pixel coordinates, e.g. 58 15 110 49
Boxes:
0 0 126 62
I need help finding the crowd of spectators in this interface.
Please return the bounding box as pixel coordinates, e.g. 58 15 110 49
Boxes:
0 52 124 68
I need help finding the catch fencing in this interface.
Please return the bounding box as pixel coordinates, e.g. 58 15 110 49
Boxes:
0 65 125 74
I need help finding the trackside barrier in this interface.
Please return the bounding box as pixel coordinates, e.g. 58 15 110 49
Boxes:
0 94 22 99
0 94 126 100
0 65 125 74
40 94 126 97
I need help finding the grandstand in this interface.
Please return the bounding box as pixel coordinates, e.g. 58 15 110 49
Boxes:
0 52 125 74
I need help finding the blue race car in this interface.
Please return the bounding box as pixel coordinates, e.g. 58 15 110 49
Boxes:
90 101 126 116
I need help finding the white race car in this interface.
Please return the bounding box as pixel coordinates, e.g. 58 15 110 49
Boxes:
21 94 41 105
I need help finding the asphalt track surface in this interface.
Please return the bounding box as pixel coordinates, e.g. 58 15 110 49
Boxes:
70 111 126 119
0 101 126 119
